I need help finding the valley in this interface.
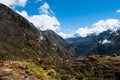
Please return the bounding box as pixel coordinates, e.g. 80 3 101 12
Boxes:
0 3 120 80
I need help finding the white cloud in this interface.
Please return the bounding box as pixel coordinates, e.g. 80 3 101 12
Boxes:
17 10 120 38
16 2 71 38
93 19 120 32
17 10 70 38
29 14 61 32
35 0 42 3
39 2 54 16
0 0 27 7
1 1 70 38
16 10 29 18
17 3 60 33
57 32 73 38
1 0 120 39
116 9 120 13
39 2 49 14
76 26 94 37
76 19 120 37
17 10 60 32
102 39 112 44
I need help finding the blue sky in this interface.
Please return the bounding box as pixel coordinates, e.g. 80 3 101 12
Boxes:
15 0 120 33
1 0 120 38
49 0 120 33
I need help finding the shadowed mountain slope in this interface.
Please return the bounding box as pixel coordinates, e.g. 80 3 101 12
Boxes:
67 30 120 57
0 3 71 60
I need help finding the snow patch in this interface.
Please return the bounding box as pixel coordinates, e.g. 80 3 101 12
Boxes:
102 39 112 44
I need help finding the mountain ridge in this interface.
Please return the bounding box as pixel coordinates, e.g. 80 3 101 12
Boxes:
0 3 71 60
0 3 120 80
66 30 120 56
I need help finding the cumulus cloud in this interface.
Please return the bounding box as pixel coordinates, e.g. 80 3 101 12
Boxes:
76 26 94 37
0 0 27 7
29 14 61 32
39 2 54 16
57 32 73 38
102 39 112 44
40 2 49 14
17 10 70 38
35 0 42 3
116 9 120 13
17 9 120 38
17 10 60 32
76 19 120 37
17 2 70 38
16 10 29 18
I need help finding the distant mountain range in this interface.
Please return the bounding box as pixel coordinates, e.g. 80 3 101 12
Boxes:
0 2 120 60
66 30 120 57
0 3 120 80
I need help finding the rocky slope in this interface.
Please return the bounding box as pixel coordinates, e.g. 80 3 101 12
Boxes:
0 3 120 80
42 30 69 49
0 3 71 60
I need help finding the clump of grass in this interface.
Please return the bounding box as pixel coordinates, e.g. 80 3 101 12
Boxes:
28 62 58 80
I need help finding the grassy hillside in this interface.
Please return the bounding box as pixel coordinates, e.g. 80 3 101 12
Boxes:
0 3 71 60
0 55 120 80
